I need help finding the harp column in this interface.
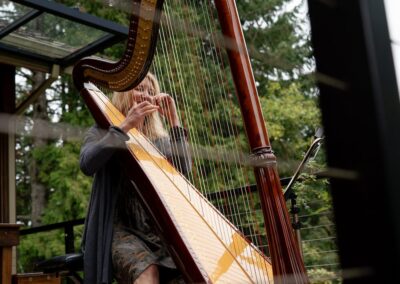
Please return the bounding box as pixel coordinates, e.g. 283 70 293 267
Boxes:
215 1 308 283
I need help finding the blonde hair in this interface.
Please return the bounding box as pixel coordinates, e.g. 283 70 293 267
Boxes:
112 73 169 140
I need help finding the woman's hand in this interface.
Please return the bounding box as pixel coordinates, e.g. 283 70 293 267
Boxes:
118 101 159 133
155 93 180 127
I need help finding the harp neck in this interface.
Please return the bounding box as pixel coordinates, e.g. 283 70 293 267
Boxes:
73 0 164 92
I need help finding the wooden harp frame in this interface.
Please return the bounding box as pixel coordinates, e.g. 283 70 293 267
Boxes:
73 0 308 283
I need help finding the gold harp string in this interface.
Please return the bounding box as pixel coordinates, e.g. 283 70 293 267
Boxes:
150 59 195 201
183 0 263 279
191 0 247 231
185 0 244 225
171 0 232 215
153 0 232 249
164 0 219 215
164 1 233 231
176 0 239 244
155 4 212 205
154 10 193 190
177 0 240 235
153 16 195 198
203 0 269 256
176 0 244 267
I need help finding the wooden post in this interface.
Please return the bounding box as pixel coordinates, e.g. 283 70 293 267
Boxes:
0 224 20 284
0 63 16 224
0 63 17 283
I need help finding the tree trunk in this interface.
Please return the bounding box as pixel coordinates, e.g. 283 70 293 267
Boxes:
29 71 48 227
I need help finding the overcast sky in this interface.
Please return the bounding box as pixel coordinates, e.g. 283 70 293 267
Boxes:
384 0 400 92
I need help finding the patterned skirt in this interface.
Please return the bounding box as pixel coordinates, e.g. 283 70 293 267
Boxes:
111 224 184 283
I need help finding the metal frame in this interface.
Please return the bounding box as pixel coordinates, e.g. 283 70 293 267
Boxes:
12 0 127 34
0 10 42 39
0 0 128 73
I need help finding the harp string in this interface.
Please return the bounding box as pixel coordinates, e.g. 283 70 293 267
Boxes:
153 14 202 204
181 2 262 276
154 1 269 280
214 0 267 255
187 0 241 226
191 0 268 278
209 0 268 268
193 0 250 232
176 0 245 260
154 0 233 261
161 0 234 241
172 0 238 221
175 0 249 271
179 0 247 240
156 5 212 207
160 2 215 220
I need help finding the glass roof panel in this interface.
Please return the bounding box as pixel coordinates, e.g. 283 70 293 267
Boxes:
51 0 132 21
0 1 33 29
0 12 109 58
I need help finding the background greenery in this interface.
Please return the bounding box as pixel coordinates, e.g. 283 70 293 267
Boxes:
7 0 339 282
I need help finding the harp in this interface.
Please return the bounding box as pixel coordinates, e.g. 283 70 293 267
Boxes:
73 0 308 283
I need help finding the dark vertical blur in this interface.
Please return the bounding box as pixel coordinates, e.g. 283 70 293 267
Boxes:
307 0 400 282
0 63 16 223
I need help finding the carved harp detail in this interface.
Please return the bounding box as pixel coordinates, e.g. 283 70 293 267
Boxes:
73 0 308 283
73 0 164 92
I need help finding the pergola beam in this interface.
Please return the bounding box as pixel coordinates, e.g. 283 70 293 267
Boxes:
12 0 128 36
0 44 54 74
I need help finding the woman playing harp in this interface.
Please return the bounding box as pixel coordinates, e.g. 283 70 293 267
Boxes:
74 0 308 282
79 73 190 283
